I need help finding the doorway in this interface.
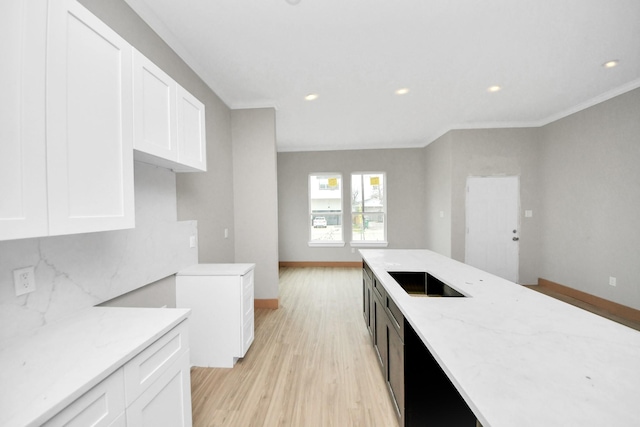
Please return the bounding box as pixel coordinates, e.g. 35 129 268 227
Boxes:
465 176 520 283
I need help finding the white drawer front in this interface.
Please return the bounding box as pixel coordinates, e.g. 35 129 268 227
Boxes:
242 270 254 292
124 320 189 406
44 368 125 427
241 315 254 356
126 350 192 427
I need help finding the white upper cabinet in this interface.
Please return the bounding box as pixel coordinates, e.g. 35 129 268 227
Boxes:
0 0 48 240
176 86 207 172
132 49 207 173
46 0 135 235
132 50 178 165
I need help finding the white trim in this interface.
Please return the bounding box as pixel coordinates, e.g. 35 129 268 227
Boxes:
308 241 346 248
350 241 389 248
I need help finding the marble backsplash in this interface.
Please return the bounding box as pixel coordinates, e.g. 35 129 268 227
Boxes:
0 162 198 341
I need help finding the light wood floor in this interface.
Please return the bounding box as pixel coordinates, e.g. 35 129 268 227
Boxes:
190 267 398 427
525 286 640 331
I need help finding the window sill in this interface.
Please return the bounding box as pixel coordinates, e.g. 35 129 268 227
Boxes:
308 241 346 248
350 241 389 248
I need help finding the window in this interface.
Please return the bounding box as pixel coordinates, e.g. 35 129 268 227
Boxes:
309 174 344 246
351 172 387 245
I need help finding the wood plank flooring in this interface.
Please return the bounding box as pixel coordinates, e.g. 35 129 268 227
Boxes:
190 267 398 427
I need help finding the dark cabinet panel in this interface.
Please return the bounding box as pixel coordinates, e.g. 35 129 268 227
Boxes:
363 260 477 427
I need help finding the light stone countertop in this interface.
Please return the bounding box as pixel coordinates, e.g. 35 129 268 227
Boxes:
360 249 640 427
0 307 190 427
177 263 256 276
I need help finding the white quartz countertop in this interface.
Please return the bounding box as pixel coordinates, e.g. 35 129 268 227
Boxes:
177 263 256 276
0 307 190 427
360 249 640 427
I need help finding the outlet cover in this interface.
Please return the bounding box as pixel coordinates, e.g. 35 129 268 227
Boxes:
14 266 36 296
609 276 617 287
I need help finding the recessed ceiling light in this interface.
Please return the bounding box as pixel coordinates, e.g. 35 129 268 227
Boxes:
304 93 319 101
603 60 619 69
487 85 502 93
395 88 410 95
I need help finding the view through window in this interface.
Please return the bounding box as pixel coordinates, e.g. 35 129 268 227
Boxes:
351 173 386 243
309 174 343 243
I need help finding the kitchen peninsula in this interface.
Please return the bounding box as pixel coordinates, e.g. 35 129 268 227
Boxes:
360 249 640 427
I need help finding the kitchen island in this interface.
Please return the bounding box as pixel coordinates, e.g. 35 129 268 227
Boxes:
360 249 640 427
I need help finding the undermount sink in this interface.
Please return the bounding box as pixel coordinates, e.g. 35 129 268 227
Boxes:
387 271 465 297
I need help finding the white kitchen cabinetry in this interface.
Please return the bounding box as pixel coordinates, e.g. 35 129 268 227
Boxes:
132 50 178 166
44 320 191 427
0 0 48 240
46 0 135 235
43 369 126 427
177 264 255 368
1 0 135 241
133 50 207 173
176 86 207 172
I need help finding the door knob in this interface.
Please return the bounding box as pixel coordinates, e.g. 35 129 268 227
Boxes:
512 237 519 241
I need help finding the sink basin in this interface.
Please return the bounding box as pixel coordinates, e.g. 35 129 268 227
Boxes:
387 271 465 297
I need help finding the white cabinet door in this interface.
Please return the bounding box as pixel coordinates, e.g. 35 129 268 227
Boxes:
126 351 192 427
0 0 48 240
46 0 135 236
176 86 207 172
133 49 178 163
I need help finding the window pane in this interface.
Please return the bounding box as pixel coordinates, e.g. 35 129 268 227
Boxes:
310 214 343 241
351 172 386 243
310 174 342 242
352 213 385 241
363 173 384 212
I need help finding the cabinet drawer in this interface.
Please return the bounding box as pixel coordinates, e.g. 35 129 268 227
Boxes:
241 315 254 355
124 320 189 406
373 277 385 301
363 262 373 281
242 270 254 292
385 295 404 341
243 289 254 316
44 368 125 427
126 350 192 427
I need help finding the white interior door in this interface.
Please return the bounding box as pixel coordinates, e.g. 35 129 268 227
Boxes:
465 176 520 283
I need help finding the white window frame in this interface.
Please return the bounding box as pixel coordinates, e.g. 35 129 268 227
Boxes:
308 173 345 247
350 172 388 247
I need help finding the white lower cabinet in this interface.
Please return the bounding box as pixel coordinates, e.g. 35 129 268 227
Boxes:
45 321 192 427
126 351 192 427
44 369 125 427
176 264 256 368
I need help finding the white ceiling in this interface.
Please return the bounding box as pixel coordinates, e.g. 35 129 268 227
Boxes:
124 0 640 152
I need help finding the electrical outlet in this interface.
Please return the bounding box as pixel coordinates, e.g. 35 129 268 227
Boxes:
189 235 197 248
609 276 617 287
14 266 36 296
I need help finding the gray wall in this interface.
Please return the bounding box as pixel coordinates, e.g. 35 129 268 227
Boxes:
448 128 542 285
277 148 426 262
422 89 639 308
80 0 236 265
538 88 640 310
232 109 280 300
423 128 541 285
424 133 453 257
